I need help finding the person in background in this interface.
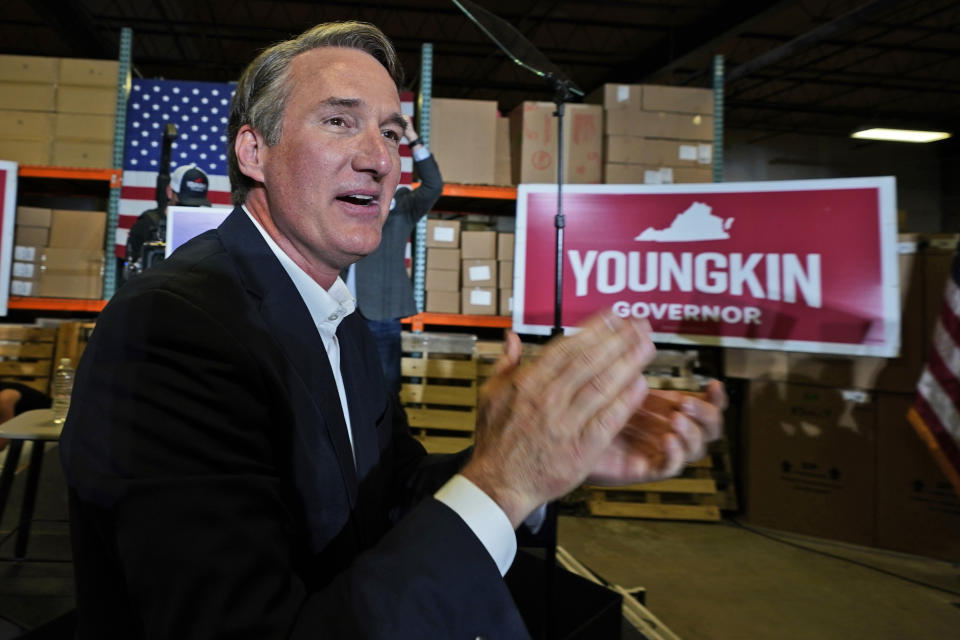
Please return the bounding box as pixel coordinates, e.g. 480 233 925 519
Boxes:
347 114 443 396
0 382 52 453
60 21 726 638
123 162 212 282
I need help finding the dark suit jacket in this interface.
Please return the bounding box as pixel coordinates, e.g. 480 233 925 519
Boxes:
60 207 527 639
354 153 443 321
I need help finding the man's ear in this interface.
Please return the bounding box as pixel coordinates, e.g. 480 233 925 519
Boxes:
235 124 266 184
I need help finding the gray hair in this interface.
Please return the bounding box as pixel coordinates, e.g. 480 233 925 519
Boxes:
227 21 403 205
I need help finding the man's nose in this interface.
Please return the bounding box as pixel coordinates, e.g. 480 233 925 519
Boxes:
352 126 395 179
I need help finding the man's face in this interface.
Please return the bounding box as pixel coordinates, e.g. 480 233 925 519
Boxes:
258 46 404 274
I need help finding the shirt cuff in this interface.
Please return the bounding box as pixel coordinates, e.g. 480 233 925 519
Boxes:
411 145 431 162
434 474 517 576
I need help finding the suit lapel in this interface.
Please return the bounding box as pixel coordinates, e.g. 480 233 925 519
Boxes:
337 315 378 481
216 208 360 506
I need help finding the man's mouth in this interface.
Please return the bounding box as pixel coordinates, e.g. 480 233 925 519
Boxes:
336 193 378 206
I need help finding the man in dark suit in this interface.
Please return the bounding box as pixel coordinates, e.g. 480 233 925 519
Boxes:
348 114 443 395
60 20 726 639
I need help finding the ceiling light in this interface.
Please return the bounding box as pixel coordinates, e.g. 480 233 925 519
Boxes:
851 128 951 143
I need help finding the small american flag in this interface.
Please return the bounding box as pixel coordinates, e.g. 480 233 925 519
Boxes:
908 242 960 499
118 81 415 259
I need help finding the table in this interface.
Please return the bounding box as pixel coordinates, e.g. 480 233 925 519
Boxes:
0 409 62 559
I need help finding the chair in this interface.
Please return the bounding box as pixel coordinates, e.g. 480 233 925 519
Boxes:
0 409 62 560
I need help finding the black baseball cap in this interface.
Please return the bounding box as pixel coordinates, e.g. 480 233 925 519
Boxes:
170 163 211 206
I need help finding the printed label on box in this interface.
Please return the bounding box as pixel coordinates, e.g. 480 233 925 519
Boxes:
897 241 919 254
617 85 629 103
468 265 491 281
659 167 674 183
433 226 455 242
698 143 713 164
14 245 36 261
10 279 33 296
470 289 493 306
678 144 697 161
643 170 662 185
12 262 34 278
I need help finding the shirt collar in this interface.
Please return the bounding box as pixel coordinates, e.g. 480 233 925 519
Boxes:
241 205 355 337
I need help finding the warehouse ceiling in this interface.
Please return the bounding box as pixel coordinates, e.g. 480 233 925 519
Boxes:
3 0 959 143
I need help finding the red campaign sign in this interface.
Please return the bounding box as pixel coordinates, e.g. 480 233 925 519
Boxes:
514 178 899 357
0 161 17 316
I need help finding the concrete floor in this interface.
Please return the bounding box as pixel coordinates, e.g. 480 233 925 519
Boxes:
558 515 960 640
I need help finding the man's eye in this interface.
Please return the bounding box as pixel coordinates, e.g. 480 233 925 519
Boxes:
327 117 347 127
382 130 400 142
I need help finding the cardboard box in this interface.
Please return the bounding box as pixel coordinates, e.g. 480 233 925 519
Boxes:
510 102 603 184
425 219 460 248
0 110 55 140
52 140 112 168
37 247 104 270
425 269 460 292
35 273 103 299
15 226 49 247
723 348 790 381
642 85 714 115
460 230 497 259
493 117 512 186
429 98 498 185
0 82 56 112
672 166 714 183
16 206 52 227
587 84 644 111
605 110 714 140
56 86 116 116
588 84 714 115
745 381 877 546
0 139 51 165
54 113 115 142
48 210 107 250
875 392 960 562
426 290 459 313
497 232 514 261
499 289 513 315
58 58 119 88
426 247 460 271
605 136 711 166
462 259 497 287
462 287 497 315
498 261 514 289
0 55 60 84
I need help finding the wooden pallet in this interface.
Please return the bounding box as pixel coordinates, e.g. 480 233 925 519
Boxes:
0 325 58 393
401 331 478 453
585 457 721 522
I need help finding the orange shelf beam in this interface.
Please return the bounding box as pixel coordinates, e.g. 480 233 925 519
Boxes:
410 182 517 200
7 297 107 312
402 312 512 332
18 165 123 187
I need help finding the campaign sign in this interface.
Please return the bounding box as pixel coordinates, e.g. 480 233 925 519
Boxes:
165 205 232 257
514 177 899 356
0 161 17 316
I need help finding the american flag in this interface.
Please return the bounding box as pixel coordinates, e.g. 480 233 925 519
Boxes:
907 242 960 499
118 80 415 258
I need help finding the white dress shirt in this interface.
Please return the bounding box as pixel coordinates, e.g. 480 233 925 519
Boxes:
241 206 517 575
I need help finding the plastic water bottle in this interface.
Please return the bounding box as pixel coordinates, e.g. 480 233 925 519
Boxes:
51 358 74 424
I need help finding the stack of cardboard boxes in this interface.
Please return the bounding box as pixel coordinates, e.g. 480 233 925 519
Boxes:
0 54 116 167
460 229 498 315
731 234 960 562
423 217 515 317
10 206 106 299
589 83 714 185
497 232 514 316
424 219 461 313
